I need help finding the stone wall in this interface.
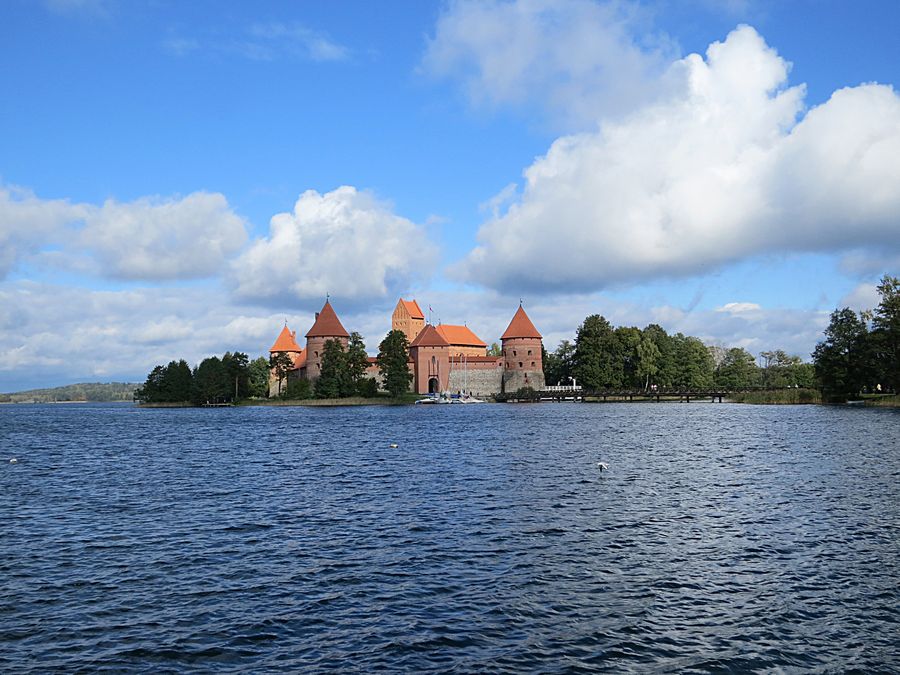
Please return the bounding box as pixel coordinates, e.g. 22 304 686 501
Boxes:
502 369 545 393
448 363 503 397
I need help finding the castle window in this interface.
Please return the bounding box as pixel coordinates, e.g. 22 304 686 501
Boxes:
314 351 318 357
531 361 535 367
528 350 532 356
513 350 517 356
519 362 523 368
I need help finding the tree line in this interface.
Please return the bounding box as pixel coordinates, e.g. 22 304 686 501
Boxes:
136 329 415 404
813 274 899 401
544 317 812 392
136 352 271 404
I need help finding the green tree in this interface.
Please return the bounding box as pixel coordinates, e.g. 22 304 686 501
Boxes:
222 351 250 401
161 359 193 401
248 356 271 398
715 348 759 389
487 342 502 357
346 332 371 396
192 356 230 405
316 339 349 399
872 274 900 392
377 329 412 398
672 335 714 389
643 324 677 387
269 352 294 397
636 335 661 390
137 365 165 402
544 339 576 386
574 315 621 390
283 378 313 400
615 326 642 388
813 307 869 400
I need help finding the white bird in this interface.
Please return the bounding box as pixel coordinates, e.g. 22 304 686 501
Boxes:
389 443 399 449
9 458 17 464
597 462 609 472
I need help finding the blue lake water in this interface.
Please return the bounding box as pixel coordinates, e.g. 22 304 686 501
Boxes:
1 402 899 672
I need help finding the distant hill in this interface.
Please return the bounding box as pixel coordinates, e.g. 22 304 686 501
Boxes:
0 382 140 404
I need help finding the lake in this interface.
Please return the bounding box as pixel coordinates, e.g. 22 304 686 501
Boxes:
1 402 898 672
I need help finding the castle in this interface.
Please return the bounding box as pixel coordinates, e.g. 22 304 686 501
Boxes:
269 298 545 397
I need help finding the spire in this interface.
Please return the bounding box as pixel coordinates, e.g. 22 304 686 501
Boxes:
270 324 302 352
305 299 350 338
501 305 542 340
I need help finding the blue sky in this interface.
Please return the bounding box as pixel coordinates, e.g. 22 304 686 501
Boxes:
1 0 899 391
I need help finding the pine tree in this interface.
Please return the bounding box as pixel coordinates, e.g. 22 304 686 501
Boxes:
377 330 412 398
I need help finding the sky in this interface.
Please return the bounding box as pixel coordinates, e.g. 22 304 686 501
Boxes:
2 0 899 391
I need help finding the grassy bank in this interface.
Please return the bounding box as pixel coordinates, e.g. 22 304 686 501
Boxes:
727 388 821 405
862 394 900 408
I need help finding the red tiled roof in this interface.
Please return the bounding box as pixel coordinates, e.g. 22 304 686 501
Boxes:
501 305 542 340
401 298 424 319
306 300 350 338
436 324 486 347
410 324 450 347
269 325 302 352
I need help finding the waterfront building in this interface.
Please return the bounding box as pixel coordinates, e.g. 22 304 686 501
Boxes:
268 298 544 397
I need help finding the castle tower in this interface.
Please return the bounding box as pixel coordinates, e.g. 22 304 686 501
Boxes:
305 299 350 380
500 304 545 392
392 298 425 344
409 324 450 394
268 324 303 396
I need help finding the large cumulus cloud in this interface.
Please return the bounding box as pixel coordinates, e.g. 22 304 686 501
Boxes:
456 25 900 293
231 186 437 306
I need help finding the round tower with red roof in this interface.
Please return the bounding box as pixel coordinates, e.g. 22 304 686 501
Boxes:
268 324 304 396
500 304 545 392
305 299 350 380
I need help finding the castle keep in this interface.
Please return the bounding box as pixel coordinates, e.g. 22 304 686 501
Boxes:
269 298 544 397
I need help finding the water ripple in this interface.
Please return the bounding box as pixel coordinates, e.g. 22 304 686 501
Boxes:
1 402 899 672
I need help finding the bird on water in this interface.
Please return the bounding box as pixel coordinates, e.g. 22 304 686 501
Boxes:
597 462 609 472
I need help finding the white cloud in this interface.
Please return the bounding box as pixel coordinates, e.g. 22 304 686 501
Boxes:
0 185 87 279
231 186 437 307
839 283 880 313
717 302 762 314
422 0 677 128
456 25 900 293
165 22 350 63
79 192 248 280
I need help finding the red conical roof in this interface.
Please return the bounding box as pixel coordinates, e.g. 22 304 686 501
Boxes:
306 300 350 338
400 299 424 319
270 325 302 352
501 305 542 340
410 323 450 347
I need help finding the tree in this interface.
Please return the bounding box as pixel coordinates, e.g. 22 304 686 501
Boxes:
248 356 271 398
161 359 193 401
715 348 759 389
346 332 371 396
545 339 576 386
316 339 349 399
615 326 642 387
269 352 294 397
192 356 230 405
636 336 661 390
222 351 250 401
813 307 869 401
872 274 900 392
487 342 502 357
574 315 620 390
137 365 165 402
643 324 677 387
377 330 412 398
672 335 714 389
